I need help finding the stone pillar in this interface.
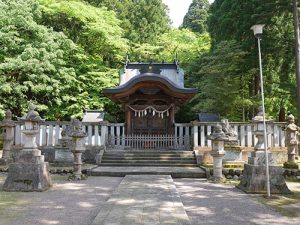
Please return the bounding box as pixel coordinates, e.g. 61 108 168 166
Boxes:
69 119 87 180
207 124 236 182
285 114 299 163
0 110 15 162
3 105 52 191
238 107 291 194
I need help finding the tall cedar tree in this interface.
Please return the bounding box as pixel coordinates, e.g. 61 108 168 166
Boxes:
207 0 296 120
181 0 210 34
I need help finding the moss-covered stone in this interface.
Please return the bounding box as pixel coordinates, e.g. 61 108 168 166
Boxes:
284 162 299 170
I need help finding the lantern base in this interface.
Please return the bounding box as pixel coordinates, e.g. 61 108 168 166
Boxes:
3 161 52 192
237 164 291 194
0 158 13 165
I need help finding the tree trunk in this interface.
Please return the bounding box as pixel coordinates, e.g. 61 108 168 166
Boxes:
293 0 300 125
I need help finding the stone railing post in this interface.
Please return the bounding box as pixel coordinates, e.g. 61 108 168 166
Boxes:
4 105 52 191
191 121 198 148
100 121 108 146
285 114 300 163
0 110 15 162
69 119 87 180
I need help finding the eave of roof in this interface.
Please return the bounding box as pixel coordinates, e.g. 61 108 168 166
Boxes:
103 73 197 95
102 73 197 105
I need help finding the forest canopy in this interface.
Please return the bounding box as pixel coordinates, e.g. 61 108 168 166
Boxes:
0 0 298 122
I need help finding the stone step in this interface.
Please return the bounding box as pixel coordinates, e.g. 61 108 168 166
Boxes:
103 154 195 157
101 159 197 163
102 156 195 160
99 163 198 167
90 167 206 178
104 150 194 155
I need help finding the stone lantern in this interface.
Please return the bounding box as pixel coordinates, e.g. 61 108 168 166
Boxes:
285 114 300 163
248 106 275 166
0 110 15 162
3 105 52 191
238 107 291 194
207 123 237 182
69 119 87 180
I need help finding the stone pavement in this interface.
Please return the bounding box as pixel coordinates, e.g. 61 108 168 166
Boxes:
0 175 299 225
92 175 190 225
174 179 300 225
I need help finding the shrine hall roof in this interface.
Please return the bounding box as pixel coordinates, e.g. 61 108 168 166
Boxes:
103 73 196 94
102 73 197 104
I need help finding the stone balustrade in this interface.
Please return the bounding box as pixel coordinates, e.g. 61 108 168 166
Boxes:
3 120 287 149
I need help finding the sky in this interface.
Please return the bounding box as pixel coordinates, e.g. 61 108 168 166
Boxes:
162 0 214 28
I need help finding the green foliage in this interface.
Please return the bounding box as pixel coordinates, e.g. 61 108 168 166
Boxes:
0 0 79 119
129 29 211 67
86 0 170 44
207 0 297 120
39 0 127 67
188 40 247 120
39 0 128 120
181 0 210 34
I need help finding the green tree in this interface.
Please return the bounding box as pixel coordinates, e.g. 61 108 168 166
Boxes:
187 40 247 121
0 0 79 119
86 0 170 44
39 0 128 119
129 29 210 65
181 0 210 34
207 0 296 120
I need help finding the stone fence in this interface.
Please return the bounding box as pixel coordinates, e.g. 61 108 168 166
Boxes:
7 120 287 149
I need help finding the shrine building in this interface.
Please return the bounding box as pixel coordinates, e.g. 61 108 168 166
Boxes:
103 60 197 135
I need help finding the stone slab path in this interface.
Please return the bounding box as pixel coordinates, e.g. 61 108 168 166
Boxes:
92 175 190 225
90 166 206 178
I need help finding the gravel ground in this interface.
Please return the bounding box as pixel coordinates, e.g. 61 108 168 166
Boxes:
0 175 299 225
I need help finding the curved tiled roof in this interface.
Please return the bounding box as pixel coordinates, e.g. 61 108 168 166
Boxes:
103 73 197 95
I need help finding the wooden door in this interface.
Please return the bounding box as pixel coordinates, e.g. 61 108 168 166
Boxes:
132 113 168 134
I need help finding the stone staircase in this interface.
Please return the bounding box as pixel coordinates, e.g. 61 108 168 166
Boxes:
90 150 207 178
100 150 198 167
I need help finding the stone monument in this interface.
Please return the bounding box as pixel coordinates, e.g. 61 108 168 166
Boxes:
207 123 237 182
3 105 52 191
69 119 87 180
285 114 300 164
0 110 15 164
238 107 291 194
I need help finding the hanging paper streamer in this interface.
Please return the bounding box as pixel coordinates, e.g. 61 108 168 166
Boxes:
128 105 173 119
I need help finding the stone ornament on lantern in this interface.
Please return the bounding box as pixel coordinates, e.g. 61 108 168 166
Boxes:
0 110 15 163
207 123 238 183
3 105 52 192
285 114 300 165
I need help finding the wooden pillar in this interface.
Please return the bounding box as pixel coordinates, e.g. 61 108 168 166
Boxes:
125 105 131 135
